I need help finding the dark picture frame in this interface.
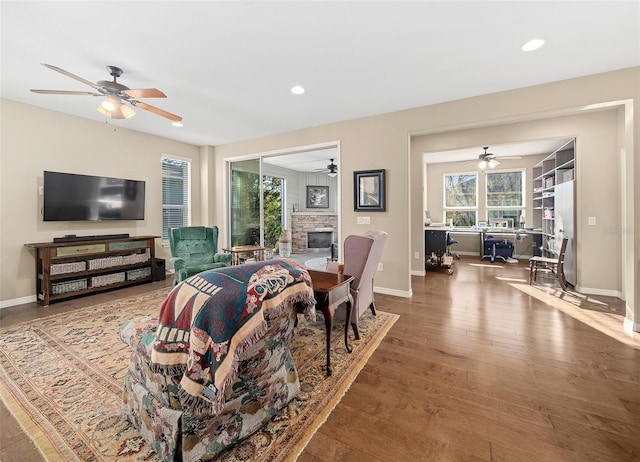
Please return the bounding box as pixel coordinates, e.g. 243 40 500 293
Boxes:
306 185 329 209
354 169 386 211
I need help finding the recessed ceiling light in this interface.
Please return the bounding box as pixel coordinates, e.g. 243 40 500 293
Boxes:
291 85 305 95
172 122 183 127
522 38 545 52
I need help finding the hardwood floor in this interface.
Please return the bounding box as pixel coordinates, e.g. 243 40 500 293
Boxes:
2 258 639 461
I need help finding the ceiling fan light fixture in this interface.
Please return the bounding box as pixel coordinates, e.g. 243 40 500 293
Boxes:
101 97 117 112
478 160 488 169
488 159 498 168
98 99 135 119
97 105 111 117
327 171 338 178
119 103 136 119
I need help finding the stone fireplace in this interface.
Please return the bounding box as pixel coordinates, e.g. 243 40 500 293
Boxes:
307 227 334 251
291 213 337 253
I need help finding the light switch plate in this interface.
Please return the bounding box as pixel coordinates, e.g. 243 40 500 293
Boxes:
588 216 597 226
357 216 370 225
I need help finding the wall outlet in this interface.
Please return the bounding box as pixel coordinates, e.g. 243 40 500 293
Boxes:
357 216 371 225
414 251 419 259
377 262 383 271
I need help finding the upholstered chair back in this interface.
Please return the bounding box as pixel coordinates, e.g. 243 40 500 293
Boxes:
340 229 388 338
169 226 220 264
168 226 231 285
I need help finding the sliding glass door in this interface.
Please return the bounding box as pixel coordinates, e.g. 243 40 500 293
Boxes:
229 159 283 249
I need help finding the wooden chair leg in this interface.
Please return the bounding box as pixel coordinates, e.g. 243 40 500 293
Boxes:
529 261 535 285
557 266 567 291
369 302 376 317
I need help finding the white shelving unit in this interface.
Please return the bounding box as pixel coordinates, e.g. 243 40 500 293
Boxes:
531 139 576 285
532 139 575 256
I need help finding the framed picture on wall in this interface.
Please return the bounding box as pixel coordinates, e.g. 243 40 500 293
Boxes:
354 169 386 211
306 185 329 208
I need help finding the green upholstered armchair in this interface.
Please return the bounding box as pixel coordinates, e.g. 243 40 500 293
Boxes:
168 226 232 285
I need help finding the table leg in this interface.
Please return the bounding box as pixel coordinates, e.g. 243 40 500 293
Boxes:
320 303 333 376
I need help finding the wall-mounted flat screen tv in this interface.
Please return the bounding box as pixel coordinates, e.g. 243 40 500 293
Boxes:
43 171 146 221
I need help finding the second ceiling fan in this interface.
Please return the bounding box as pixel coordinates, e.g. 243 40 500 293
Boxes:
316 158 338 177
472 147 521 169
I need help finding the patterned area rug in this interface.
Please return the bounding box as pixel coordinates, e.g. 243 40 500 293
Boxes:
0 289 398 461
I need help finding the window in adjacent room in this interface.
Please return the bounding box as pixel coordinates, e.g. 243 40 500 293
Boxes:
162 156 191 244
443 173 477 226
485 170 525 228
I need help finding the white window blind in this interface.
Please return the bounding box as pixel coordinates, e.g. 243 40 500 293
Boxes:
162 156 191 243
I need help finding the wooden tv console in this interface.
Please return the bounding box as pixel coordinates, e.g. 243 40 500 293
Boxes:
25 235 159 306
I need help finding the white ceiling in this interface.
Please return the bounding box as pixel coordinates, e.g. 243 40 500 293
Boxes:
424 138 573 164
2 1 638 171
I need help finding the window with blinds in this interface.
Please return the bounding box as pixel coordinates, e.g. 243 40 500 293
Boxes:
162 156 191 243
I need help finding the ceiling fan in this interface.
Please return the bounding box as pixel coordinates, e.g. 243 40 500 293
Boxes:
316 158 338 177
30 64 182 122
471 146 521 169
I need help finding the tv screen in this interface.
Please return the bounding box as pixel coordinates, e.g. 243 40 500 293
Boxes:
43 171 146 221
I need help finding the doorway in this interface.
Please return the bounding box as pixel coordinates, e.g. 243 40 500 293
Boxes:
227 142 341 259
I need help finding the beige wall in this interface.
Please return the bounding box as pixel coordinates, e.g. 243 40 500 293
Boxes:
0 99 200 305
2 67 638 333
210 67 638 329
211 117 411 297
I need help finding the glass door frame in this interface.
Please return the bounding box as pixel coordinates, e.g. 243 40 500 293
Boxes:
225 141 342 252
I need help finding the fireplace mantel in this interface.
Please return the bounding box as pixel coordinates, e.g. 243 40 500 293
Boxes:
291 212 337 216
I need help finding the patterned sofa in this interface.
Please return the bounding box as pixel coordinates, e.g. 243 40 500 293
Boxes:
119 259 316 461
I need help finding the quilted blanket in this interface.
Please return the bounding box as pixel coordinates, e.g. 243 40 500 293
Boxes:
150 258 316 415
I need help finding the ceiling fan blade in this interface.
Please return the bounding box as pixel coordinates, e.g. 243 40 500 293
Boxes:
31 89 101 96
124 88 167 98
41 63 101 90
132 101 182 122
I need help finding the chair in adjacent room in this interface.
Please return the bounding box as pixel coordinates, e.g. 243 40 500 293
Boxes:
446 232 459 259
529 236 569 291
168 226 232 285
326 229 388 339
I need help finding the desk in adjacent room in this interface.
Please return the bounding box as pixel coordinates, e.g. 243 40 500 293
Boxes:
425 226 543 259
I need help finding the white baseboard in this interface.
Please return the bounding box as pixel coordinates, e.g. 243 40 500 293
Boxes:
0 295 37 310
374 285 412 298
624 317 640 335
574 285 621 298
411 269 426 276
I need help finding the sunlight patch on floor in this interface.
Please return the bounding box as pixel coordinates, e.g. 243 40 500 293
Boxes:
511 283 640 349
496 276 528 283
469 263 505 269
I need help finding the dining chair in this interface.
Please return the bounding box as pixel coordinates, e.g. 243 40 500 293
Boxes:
529 236 569 290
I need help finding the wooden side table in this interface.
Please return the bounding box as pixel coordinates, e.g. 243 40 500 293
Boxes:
306 269 354 376
221 245 266 265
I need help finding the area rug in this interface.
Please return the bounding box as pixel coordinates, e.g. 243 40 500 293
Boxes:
0 288 398 461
